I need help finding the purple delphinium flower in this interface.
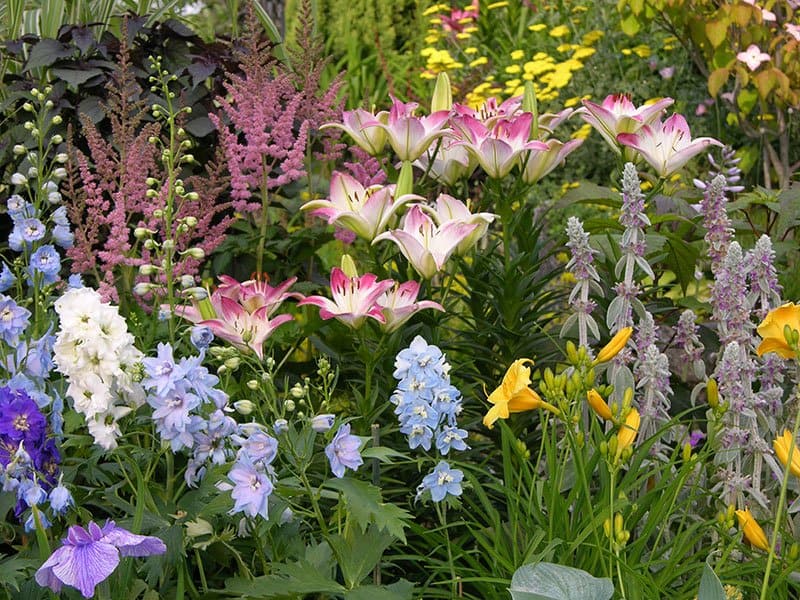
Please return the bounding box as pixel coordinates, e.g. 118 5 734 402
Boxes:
417 461 463 502
20 218 46 242
232 425 279 466
190 325 214 351
142 343 186 397
0 264 16 292
311 414 335 433
28 244 61 285
220 455 273 519
0 390 47 443
325 423 363 478
0 295 31 344
35 520 166 598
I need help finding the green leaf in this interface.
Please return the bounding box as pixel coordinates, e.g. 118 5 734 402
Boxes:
620 12 640 36
0 555 39 591
344 580 415 600
697 561 726 600
224 560 346 597
323 478 411 542
708 67 729 97
328 526 394 589
361 446 409 464
663 233 700 294
705 19 728 48
510 562 614 600
51 67 102 87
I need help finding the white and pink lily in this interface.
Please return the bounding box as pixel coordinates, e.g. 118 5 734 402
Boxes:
423 194 496 255
377 281 444 332
581 94 674 155
453 96 522 126
365 96 451 161
520 138 584 184
298 268 395 329
174 275 301 359
453 113 549 179
414 138 477 186
301 172 420 241
322 108 388 156
617 113 722 178
373 205 478 279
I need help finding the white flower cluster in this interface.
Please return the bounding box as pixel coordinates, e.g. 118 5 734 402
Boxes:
53 287 145 450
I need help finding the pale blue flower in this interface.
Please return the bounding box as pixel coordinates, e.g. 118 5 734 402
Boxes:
418 461 463 502
325 423 363 478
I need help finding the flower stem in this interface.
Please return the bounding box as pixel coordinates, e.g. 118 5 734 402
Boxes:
760 373 800 599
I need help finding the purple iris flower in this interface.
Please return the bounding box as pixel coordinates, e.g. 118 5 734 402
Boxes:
35 520 166 598
325 423 363 478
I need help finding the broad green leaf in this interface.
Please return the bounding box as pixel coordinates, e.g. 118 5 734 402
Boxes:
509 562 614 600
0 555 39 592
663 233 700 294
705 19 728 48
328 526 394 589
344 580 415 600
620 12 640 36
323 478 411 542
697 561 726 600
224 560 346 597
708 67 729 97
51 67 102 87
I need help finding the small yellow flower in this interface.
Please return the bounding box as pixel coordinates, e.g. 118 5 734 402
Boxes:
528 23 547 32
582 30 604 45
469 57 488 68
632 44 651 58
487 0 509 8
735 508 770 551
616 408 640 453
756 303 800 358
464 47 478 55
505 65 522 74
594 327 633 364
483 359 558 429
774 430 800 478
587 389 613 421
510 50 525 61
549 25 570 38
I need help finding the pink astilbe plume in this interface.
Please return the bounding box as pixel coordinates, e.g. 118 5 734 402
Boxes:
64 24 232 302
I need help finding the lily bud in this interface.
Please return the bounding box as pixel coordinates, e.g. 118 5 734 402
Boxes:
616 408 640 457
431 72 453 112
706 378 718 407
340 254 359 278
522 81 539 140
395 160 414 198
594 327 633 365
587 389 613 421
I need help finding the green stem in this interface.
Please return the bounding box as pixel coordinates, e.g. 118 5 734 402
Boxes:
299 469 329 536
760 376 800 599
435 502 456 597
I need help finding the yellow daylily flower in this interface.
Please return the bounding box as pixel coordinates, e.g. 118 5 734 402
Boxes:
594 327 633 364
616 408 640 454
735 508 769 551
587 389 613 421
773 430 800 478
483 359 557 428
756 302 800 358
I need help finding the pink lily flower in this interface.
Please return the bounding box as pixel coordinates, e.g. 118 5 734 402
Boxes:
200 299 294 360
298 268 395 329
617 113 722 178
423 194 496 255
737 44 771 71
174 275 301 359
373 205 478 279
581 94 674 155
301 172 420 241
414 137 477 186
365 96 451 161
453 96 522 125
520 138 584 184
453 113 549 179
536 108 579 139
377 281 444 332
321 108 388 156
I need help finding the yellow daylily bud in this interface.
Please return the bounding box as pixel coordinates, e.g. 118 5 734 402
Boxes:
340 254 359 278
735 508 769 552
431 72 453 112
594 327 633 364
773 429 800 478
756 303 800 358
706 378 718 408
587 389 613 421
616 408 640 456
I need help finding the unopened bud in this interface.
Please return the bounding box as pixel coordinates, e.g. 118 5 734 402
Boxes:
246 379 259 390
233 400 255 415
285 399 296 412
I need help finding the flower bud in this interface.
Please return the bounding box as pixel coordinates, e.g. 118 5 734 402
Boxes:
290 383 305 399
12 144 26 155
133 282 153 295
52 115 63 125
273 419 289 435
587 389 613 421
224 357 240 370
285 399 296 412
184 247 205 260
340 254 359 278
53 168 66 179
246 379 259 390
430 72 452 112
51 134 63 144
311 414 336 433
138 264 157 275
706 378 718 408
185 216 198 227
23 102 34 112
395 160 414 197
55 153 68 163
10 173 27 185
233 400 255 415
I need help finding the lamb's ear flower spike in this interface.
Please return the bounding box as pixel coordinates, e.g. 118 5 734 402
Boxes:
617 113 722 178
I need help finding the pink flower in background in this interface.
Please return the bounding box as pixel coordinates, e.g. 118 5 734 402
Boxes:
322 108 388 156
737 44 770 71
299 268 395 328
377 281 444 332
519 138 584 184
453 113 549 179
659 66 675 80
301 172 420 241
742 0 776 21
581 94 674 155
424 194 496 254
617 113 722 177
374 205 478 279
365 97 451 161
439 0 479 33
453 96 522 125
787 24 800 42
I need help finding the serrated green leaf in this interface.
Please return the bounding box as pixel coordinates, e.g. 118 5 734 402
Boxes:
0 555 39 592
510 562 614 600
344 580 415 600
323 478 411 542
224 560 345 597
328 526 394 588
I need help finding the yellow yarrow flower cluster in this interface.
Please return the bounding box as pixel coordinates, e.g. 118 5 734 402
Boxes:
420 48 463 78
